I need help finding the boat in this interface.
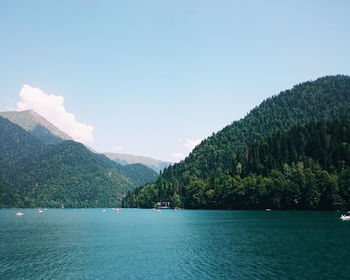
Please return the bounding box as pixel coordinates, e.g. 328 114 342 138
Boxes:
340 214 350 221
37 209 44 213
114 208 120 214
155 202 170 209
102 209 106 212
16 212 24 216
266 209 272 211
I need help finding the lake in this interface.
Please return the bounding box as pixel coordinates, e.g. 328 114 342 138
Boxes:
0 209 349 279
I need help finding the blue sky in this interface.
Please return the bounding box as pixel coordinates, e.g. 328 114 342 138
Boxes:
0 0 349 161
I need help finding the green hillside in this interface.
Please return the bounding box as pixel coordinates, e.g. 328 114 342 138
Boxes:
0 179 23 208
6 141 133 208
0 116 44 162
122 75 350 209
0 117 157 208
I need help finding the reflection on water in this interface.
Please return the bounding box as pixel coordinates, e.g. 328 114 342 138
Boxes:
0 209 349 279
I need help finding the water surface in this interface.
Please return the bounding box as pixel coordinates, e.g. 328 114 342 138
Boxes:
0 209 349 279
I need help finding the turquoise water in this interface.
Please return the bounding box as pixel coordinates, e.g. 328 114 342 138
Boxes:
0 209 349 280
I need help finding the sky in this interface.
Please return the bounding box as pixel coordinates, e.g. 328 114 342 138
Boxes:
0 0 350 162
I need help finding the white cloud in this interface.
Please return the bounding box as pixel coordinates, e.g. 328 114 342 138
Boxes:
112 145 124 152
170 138 202 162
183 138 202 152
170 152 184 161
16 84 94 144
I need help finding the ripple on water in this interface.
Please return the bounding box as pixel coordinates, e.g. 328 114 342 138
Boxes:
0 209 350 280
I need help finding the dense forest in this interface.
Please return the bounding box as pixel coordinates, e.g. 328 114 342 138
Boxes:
0 117 157 208
0 179 23 208
122 76 350 210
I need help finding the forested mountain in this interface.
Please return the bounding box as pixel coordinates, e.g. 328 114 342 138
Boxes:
0 110 72 144
0 116 157 208
2 141 133 208
122 75 350 210
104 152 171 173
0 179 22 208
0 116 44 162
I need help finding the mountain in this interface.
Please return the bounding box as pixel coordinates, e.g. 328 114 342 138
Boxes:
0 178 23 208
122 75 350 210
0 116 44 163
123 119 350 210
4 140 133 208
104 152 171 173
0 116 157 208
0 110 169 173
0 110 72 144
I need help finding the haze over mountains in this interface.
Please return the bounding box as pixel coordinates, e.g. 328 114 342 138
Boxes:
104 153 171 173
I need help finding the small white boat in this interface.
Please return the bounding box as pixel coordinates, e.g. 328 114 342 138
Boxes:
340 214 350 221
114 208 120 214
102 209 106 212
266 209 272 211
16 212 24 216
38 209 44 213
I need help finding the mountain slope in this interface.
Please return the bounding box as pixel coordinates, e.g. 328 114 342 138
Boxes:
0 110 72 144
104 152 171 173
0 116 44 163
183 75 350 180
0 178 23 208
123 119 350 209
122 75 350 209
0 118 152 207
5 141 133 208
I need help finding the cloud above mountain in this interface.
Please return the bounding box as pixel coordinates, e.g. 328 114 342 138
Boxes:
170 138 202 161
16 84 94 144
170 152 184 160
183 138 202 151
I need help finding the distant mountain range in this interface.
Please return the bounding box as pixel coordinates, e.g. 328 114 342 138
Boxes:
0 111 158 208
104 153 171 173
0 110 170 172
